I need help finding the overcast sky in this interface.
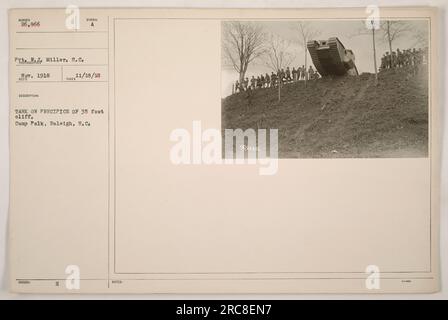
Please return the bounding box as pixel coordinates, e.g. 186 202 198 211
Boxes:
222 20 428 97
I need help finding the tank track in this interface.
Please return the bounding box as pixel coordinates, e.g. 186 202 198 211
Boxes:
307 37 358 77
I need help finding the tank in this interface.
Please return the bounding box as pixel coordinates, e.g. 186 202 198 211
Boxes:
307 37 359 76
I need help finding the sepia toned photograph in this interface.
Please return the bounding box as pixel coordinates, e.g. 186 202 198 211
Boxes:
221 20 429 158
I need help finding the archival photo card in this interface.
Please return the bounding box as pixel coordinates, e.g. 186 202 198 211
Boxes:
8 7 440 294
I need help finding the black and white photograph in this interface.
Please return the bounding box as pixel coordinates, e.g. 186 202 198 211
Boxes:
221 20 429 158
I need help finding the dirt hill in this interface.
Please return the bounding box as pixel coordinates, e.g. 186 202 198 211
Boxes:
222 66 428 158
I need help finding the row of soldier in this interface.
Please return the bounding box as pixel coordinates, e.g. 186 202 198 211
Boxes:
233 65 320 93
380 47 428 70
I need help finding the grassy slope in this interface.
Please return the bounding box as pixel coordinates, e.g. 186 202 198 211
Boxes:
222 66 428 158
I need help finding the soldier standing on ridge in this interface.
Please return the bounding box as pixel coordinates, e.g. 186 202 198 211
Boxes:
308 65 315 80
397 49 403 68
286 67 292 82
300 65 305 80
271 72 277 87
412 48 418 65
234 80 240 93
243 77 249 91
380 54 386 71
250 76 256 89
260 74 265 88
384 51 391 69
417 48 424 65
265 73 270 88
404 50 410 66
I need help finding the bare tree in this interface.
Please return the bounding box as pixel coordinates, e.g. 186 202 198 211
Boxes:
264 34 295 101
352 20 411 62
296 22 321 87
222 22 266 84
379 21 412 67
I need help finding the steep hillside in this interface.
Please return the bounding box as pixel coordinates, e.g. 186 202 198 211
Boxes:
222 66 428 158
